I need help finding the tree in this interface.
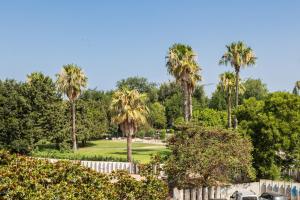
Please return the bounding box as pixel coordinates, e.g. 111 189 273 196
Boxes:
242 78 268 100
116 76 158 102
236 93 300 179
25 72 64 143
166 44 201 121
219 72 244 128
293 81 300 95
76 99 109 146
157 81 181 102
149 102 167 129
0 80 32 153
192 108 227 128
0 74 67 153
164 93 183 127
208 87 227 111
110 88 148 162
56 64 87 151
193 85 209 109
164 124 255 191
219 41 257 129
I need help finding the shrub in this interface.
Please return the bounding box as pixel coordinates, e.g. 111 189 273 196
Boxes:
160 129 166 140
0 150 168 200
136 130 145 139
164 124 255 188
145 129 156 138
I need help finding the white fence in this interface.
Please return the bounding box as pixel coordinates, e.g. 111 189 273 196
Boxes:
173 180 300 200
45 158 138 174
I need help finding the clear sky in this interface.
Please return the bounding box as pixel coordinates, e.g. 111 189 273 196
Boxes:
0 1 299 95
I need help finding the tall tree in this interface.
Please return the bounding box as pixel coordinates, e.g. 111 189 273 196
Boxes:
166 44 201 121
219 41 257 129
116 76 158 102
293 81 300 95
56 64 87 151
110 88 148 162
237 93 300 179
219 72 236 128
242 78 268 100
164 124 255 191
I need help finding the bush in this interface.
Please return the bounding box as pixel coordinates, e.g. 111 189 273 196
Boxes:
164 124 255 188
31 149 130 162
0 150 168 200
136 130 145 139
160 129 166 140
145 129 156 138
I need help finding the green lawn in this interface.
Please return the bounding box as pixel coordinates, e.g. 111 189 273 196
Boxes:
33 140 168 163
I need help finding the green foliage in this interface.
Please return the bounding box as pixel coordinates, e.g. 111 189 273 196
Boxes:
236 92 300 179
76 99 109 144
145 129 156 138
164 125 255 188
136 130 145 138
157 81 181 102
116 76 158 102
160 129 166 140
164 93 183 127
242 78 268 100
193 85 209 109
31 149 129 162
0 75 66 154
149 102 167 129
192 108 227 128
0 151 168 200
209 87 227 110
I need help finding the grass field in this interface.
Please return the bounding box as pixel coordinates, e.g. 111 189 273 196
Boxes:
33 140 168 163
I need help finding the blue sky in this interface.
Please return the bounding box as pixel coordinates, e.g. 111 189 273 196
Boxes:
0 1 299 95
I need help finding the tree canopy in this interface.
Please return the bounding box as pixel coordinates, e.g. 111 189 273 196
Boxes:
237 92 300 179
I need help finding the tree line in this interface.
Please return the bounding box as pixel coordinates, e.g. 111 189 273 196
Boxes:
0 41 299 179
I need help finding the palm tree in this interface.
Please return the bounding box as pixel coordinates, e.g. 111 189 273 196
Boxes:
219 72 244 128
110 88 148 162
166 43 201 121
293 81 300 95
56 64 87 151
219 41 257 129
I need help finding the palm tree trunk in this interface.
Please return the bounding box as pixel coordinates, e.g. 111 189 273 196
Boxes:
127 129 133 162
234 69 239 129
188 89 193 121
183 82 189 122
71 101 77 151
227 90 232 128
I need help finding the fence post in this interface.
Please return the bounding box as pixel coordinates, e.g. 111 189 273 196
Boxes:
197 187 202 200
184 189 191 200
191 188 197 200
208 187 213 200
215 186 220 199
173 188 184 200
203 187 208 200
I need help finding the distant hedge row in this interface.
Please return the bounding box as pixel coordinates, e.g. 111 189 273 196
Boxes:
0 150 168 200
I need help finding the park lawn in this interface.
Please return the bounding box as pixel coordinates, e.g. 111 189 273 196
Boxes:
33 140 168 163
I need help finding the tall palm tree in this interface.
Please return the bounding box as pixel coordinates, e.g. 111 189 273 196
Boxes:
110 88 148 162
56 64 87 151
293 81 300 95
219 41 257 129
166 43 201 121
219 72 244 128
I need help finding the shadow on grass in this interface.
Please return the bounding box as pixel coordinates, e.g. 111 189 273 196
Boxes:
78 142 97 148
